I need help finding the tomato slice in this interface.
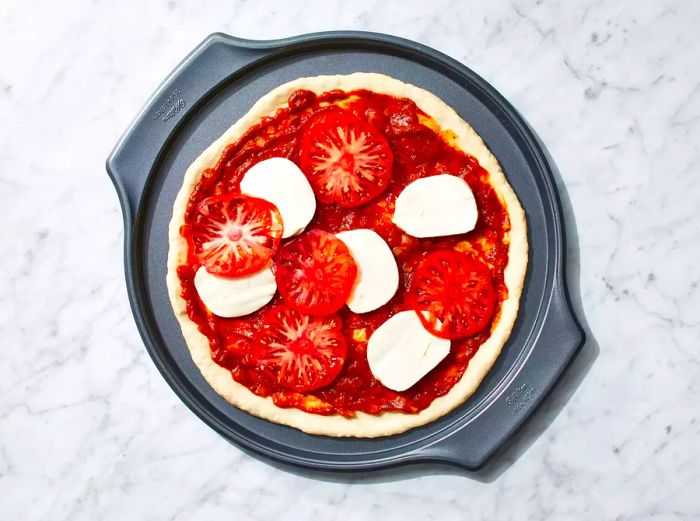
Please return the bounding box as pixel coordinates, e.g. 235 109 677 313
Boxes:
299 108 393 207
253 306 347 391
273 229 357 315
191 192 283 276
410 250 497 339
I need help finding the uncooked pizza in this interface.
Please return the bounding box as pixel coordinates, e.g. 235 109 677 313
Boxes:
167 73 527 437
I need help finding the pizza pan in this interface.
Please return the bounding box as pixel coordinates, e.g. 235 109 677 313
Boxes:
106 31 584 471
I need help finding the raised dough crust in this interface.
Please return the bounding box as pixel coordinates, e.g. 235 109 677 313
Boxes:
166 73 528 437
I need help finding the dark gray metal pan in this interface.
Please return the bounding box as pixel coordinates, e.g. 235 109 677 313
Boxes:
106 31 584 472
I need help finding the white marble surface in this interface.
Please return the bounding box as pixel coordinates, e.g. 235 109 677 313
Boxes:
1 0 699 518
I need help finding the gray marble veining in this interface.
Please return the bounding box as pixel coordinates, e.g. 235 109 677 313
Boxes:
1 0 699 519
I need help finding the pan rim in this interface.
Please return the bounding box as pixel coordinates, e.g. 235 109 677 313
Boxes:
110 31 582 471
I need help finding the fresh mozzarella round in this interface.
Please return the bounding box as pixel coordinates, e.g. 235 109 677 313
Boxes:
194 265 276 318
392 174 478 238
367 311 451 392
240 157 316 238
336 229 399 313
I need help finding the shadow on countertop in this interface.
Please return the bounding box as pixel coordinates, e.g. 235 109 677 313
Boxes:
247 131 600 484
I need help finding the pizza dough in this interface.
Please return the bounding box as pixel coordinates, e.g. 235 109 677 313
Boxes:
166 73 528 437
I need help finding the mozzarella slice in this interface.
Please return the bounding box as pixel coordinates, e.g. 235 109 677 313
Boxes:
336 229 399 313
392 174 478 238
367 311 451 392
194 265 276 318
240 157 316 238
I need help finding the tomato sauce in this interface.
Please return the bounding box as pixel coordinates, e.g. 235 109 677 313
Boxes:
177 89 510 416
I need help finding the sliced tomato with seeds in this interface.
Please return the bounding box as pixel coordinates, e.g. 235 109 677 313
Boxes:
273 229 357 315
410 250 497 339
253 306 347 392
299 108 393 207
191 192 283 276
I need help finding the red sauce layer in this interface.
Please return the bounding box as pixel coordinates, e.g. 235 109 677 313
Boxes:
177 89 510 416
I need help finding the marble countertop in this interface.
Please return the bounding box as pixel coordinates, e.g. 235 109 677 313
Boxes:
2 0 699 519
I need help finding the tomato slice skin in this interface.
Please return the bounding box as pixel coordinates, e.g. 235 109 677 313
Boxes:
191 192 283 276
410 250 497 339
299 108 393 208
273 229 358 315
253 306 347 392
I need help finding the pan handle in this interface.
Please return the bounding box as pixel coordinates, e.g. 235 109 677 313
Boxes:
415 279 585 469
105 33 274 223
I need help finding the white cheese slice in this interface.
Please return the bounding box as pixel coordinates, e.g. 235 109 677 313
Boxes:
336 229 399 314
194 265 276 318
240 157 316 238
392 174 478 238
367 310 451 392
